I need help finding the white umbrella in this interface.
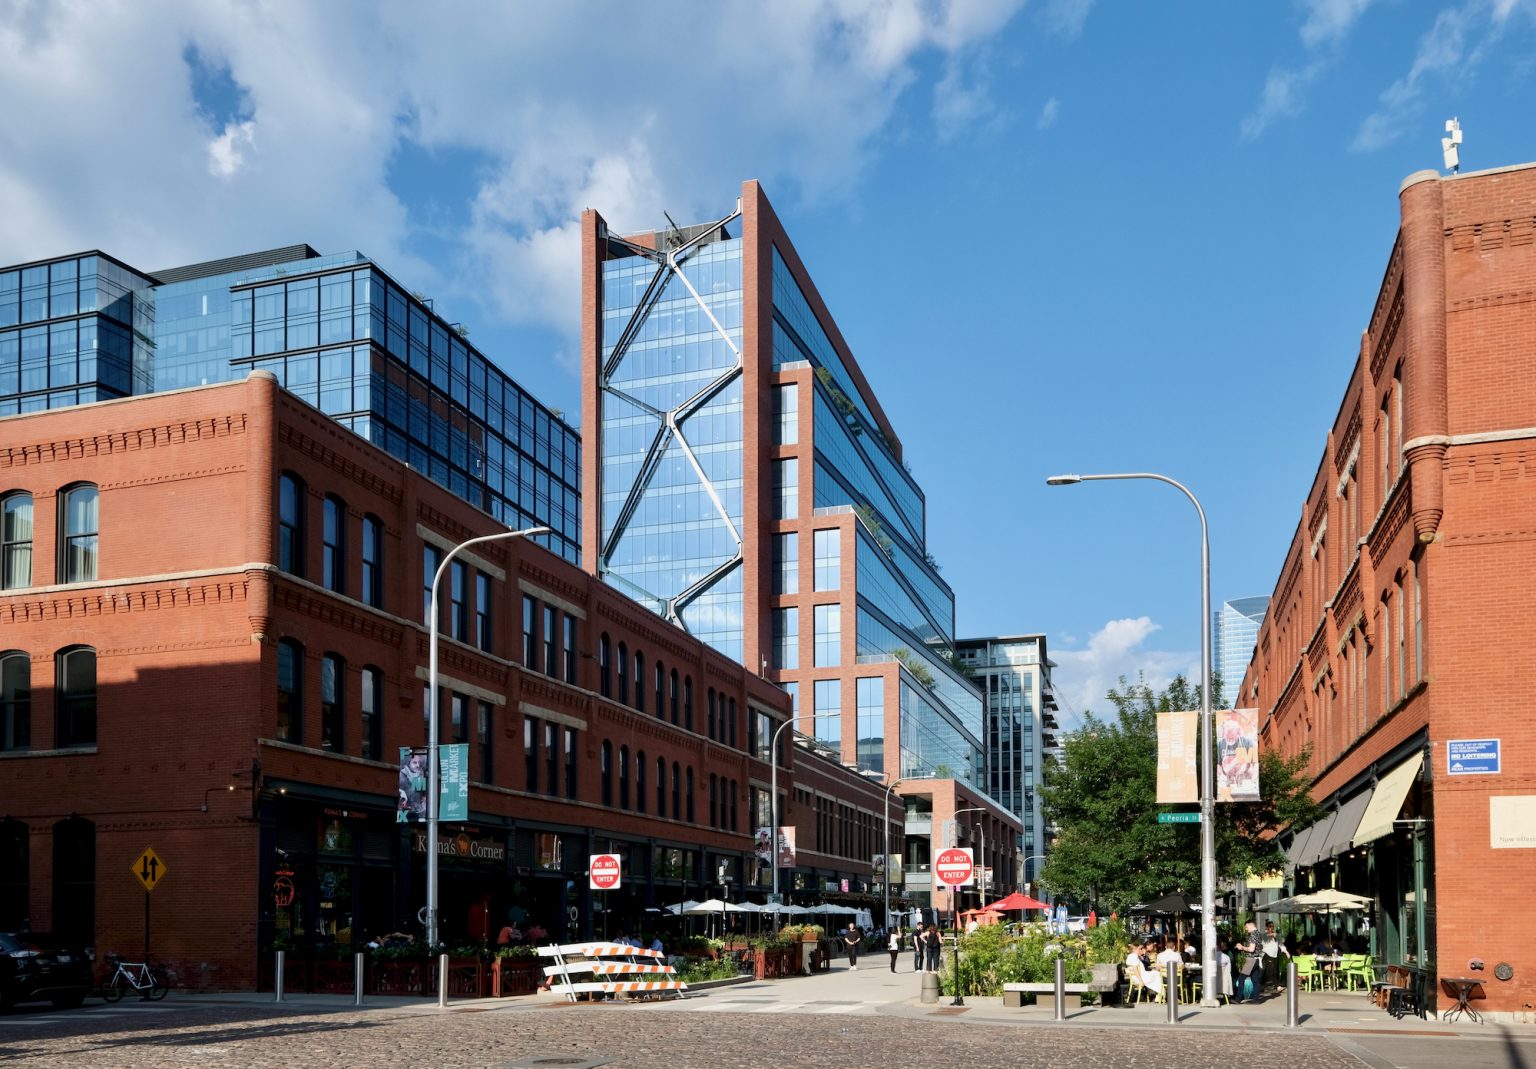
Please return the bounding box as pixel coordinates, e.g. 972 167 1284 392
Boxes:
663 899 700 916
1292 889 1372 910
682 898 749 914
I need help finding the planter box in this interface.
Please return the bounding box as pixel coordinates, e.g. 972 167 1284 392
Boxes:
311 959 356 995
492 958 542 997
369 959 430 996
752 947 799 980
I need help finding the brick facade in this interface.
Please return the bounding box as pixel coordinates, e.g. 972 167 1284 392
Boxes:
0 372 895 990
1241 163 1536 1016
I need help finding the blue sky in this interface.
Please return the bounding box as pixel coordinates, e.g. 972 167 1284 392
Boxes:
3 0 1533 719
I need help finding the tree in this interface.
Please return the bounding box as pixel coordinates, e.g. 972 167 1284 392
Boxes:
1038 675 1321 913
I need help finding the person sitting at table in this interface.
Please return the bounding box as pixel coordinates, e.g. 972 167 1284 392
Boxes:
1312 935 1335 956
1126 944 1162 999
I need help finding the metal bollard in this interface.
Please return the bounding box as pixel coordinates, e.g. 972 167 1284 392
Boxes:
274 950 285 1003
437 953 450 1008
1285 959 1300 1027
919 971 939 1004
1053 956 1066 1021
1166 962 1179 1024
354 952 365 1007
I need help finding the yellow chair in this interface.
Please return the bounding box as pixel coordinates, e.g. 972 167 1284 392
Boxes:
1294 954 1321 991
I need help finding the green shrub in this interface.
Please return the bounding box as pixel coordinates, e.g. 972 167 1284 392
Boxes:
944 925 1091 996
674 955 742 983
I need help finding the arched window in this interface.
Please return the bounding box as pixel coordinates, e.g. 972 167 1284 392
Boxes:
617 642 628 703
1 492 32 589
654 660 665 719
360 514 383 608
360 665 382 761
671 762 681 821
276 639 303 744
619 745 630 810
0 651 29 751
320 653 344 752
322 495 347 593
634 652 645 712
656 756 667 815
277 473 305 577
636 750 647 813
601 740 613 807
686 767 695 823
670 669 679 725
599 633 612 697
684 676 693 732
56 646 96 748
58 483 98 583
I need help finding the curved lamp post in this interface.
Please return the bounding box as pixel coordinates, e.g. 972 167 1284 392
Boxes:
1046 471 1217 1007
768 714 798 909
427 525 549 954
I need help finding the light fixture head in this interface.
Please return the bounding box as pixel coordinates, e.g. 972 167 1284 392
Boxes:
1045 474 1082 486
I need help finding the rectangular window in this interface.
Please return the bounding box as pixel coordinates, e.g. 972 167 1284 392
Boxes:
814 603 841 667
775 383 798 445
857 676 884 773
475 573 492 651
1381 594 1392 713
423 544 442 627
1412 558 1423 678
565 727 578 799
775 458 798 520
360 667 382 761
524 716 538 791
450 692 467 744
320 654 343 752
563 615 578 684
545 722 558 795
774 532 798 595
361 516 382 608
773 607 799 671
543 605 557 676
322 498 346 593
449 561 468 641
478 700 494 783
522 595 538 668
814 679 841 759
813 528 839 591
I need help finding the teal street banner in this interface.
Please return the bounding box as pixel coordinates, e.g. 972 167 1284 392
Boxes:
440 744 470 822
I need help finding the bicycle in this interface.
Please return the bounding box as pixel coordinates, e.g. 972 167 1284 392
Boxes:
100 954 169 1001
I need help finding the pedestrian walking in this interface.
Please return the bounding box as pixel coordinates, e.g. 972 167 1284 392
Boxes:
842 923 861 969
912 925 923 971
888 927 903 972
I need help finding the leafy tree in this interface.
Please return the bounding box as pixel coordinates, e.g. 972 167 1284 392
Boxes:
1038 675 1320 913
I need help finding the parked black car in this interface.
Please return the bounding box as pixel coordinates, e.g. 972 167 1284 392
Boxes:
0 933 93 1010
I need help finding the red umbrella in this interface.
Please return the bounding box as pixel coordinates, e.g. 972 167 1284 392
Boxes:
984 892 1049 912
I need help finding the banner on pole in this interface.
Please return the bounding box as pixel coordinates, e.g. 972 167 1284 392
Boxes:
1216 708 1260 801
775 826 797 868
397 747 428 823
439 744 470 821
1156 711 1199 803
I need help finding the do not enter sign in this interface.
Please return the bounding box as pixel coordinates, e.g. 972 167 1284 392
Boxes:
934 847 975 887
589 853 622 891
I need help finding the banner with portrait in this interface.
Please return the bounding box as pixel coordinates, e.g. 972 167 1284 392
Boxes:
775 826 797 868
1216 708 1261 801
397 747 428 823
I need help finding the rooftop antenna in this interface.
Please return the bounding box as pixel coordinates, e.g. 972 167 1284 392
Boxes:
1442 118 1463 174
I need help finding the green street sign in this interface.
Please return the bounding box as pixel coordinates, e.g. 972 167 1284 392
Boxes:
1157 812 1201 824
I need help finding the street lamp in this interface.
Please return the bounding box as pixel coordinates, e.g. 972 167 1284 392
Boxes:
949 804 988 1007
768 714 798 909
1046 471 1217 1007
427 525 549 951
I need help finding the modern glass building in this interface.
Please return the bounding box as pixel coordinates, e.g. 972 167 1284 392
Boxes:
1214 595 1269 706
0 245 580 563
954 635 1058 886
581 183 1020 910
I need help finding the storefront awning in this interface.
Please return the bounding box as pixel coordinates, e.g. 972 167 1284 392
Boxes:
1352 752 1424 848
1284 821 1320 869
1295 809 1338 868
1313 789 1373 863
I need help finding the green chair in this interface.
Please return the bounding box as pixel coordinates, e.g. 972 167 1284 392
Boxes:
1342 954 1372 992
1294 954 1321 991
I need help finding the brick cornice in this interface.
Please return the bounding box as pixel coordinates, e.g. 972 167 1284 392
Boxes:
273 581 407 645
1366 478 1412 568
0 414 247 471
278 422 404 505
0 576 250 626
1368 281 1404 380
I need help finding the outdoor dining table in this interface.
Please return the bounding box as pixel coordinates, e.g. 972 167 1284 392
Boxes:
1440 977 1484 1024
1315 954 1345 990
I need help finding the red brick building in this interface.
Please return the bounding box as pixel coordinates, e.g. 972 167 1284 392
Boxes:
0 371 896 989
1240 162 1536 1017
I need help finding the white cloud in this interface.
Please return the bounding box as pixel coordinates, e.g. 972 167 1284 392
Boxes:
1240 62 1322 141
1240 0 1377 140
1038 0 1095 39
1352 5 1474 151
1036 96 1060 130
1300 0 1377 47
0 0 1037 353
207 119 255 178
1050 617 1198 730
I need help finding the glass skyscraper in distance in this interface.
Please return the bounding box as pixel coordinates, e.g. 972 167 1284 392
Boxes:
1214 595 1270 706
581 181 1021 909
0 245 580 563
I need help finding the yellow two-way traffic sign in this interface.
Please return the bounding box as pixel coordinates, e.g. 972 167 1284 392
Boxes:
132 846 167 892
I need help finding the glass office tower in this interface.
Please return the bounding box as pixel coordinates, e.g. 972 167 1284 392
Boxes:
1214 595 1270 706
0 246 579 562
583 183 1019 908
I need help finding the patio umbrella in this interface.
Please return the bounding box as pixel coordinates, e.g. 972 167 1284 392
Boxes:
1128 891 1202 915
984 892 1049 912
1291 889 1372 910
682 898 749 914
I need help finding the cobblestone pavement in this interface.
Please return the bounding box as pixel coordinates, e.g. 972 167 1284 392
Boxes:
0 999 1367 1069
